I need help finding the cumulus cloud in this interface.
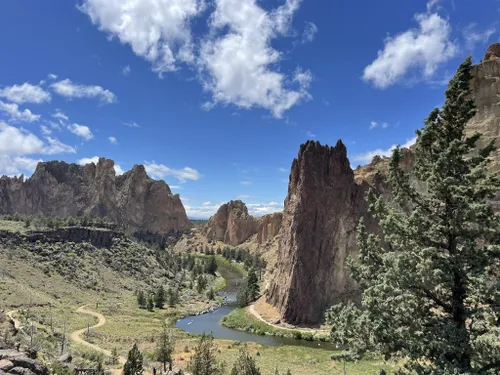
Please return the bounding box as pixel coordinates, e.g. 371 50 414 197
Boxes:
52 110 69 121
199 0 311 118
0 83 51 104
77 156 124 175
50 79 117 104
144 162 201 183
352 136 417 165
184 201 223 219
80 0 312 118
68 123 94 141
108 136 117 144
247 201 283 216
79 0 204 74
463 23 496 50
363 12 457 88
47 73 58 80
0 121 75 176
0 101 40 122
302 22 318 43
370 121 378 130
40 125 52 135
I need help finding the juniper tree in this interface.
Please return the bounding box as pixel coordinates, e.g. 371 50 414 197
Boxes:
326 57 500 374
187 334 224 375
155 323 175 372
155 285 165 309
246 268 260 302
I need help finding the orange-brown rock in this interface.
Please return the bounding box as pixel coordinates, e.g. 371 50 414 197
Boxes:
0 158 191 235
257 212 283 245
267 140 376 325
206 200 258 246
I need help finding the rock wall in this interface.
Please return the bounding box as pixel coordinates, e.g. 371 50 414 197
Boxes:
0 159 191 235
206 200 258 246
0 350 49 375
257 212 283 245
267 140 377 325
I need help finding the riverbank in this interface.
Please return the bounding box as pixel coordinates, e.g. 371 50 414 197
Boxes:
221 307 330 342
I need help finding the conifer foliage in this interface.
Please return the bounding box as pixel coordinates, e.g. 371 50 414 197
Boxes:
326 57 500 374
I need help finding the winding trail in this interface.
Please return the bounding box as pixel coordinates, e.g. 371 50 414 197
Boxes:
248 304 330 334
72 306 126 373
6 310 22 330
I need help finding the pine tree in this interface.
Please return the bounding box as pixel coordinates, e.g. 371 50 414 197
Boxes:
207 287 215 300
326 57 500 374
246 268 260 302
155 285 165 308
236 283 249 308
187 334 224 375
230 345 261 375
155 323 175 372
123 343 143 375
206 255 218 275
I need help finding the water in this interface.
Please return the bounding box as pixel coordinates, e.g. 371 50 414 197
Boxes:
175 263 334 349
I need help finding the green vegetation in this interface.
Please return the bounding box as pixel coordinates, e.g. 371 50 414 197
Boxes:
155 323 175 372
327 57 500 373
123 343 144 375
236 268 261 308
188 334 225 375
231 345 261 375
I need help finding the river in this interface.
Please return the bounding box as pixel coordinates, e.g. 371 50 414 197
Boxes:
175 262 334 349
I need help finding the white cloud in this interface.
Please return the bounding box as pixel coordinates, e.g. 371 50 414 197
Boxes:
170 185 183 190
278 167 287 173
79 0 204 74
122 65 131 76
302 21 318 43
199 0 311 118
52 110 69 121
40 125 52 135
47 73 58 80
0 101 40 122
463 24 496 50
68 123 94 141
0 122 75 176
108 136 117 144
50 79 117 104
77 156 124 175
122 121 140 128
306 131 316 138
370 121 378 130
240 180 252 185
144 162 201 183
247 201 283 216
352 136 417 165
363 12 457 88
427 0 440 11
0 83 51 104
382 122 389 129
184 201 224 219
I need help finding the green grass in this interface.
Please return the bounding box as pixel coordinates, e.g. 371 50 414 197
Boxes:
214 256 247 277
0 219 29 233
221 308 329 342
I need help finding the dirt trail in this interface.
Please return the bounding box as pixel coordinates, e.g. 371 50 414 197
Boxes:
6 310 22 330
248 304 330 334
72 306 126 374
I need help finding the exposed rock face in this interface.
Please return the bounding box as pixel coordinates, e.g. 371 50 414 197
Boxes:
0 159 191 235
267 140 376 325
0 350 49 375
206 200 258 246
484 43 500 61
257 212 283 245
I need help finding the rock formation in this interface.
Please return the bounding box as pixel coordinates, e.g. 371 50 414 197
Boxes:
257 212 283 245
267 140 376 325
0 158 191 235
206 200 258 246
0 350 49 375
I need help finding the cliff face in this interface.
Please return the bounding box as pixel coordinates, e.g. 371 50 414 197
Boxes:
267 140 376 325
257 212 283 245
0 158 191 235
206 200 258 246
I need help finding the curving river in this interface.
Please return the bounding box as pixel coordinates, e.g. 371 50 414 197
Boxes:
176 262 334 349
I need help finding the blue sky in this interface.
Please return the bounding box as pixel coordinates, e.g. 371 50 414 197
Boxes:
0 0 497 218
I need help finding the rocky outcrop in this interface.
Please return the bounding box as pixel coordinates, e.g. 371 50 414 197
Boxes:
267 140 377 325
0 159 191 235
0 350 48 375
257 212 283 245
206 201 258 246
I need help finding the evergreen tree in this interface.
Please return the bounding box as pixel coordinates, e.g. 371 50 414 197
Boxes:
207 287 215 300
137 290 146 309
246 268 260 302
147 296 154 312
155 285 165 308
326 57 500 374
236 283 249 308
206 256 218 275
168 288 179 307
110 347 119 365
123 343 144 375
155 323 175 372
230 345 261 375
187 334 224 375
197 275 207 293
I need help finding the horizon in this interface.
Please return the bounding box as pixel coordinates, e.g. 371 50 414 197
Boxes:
0 0 498 219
